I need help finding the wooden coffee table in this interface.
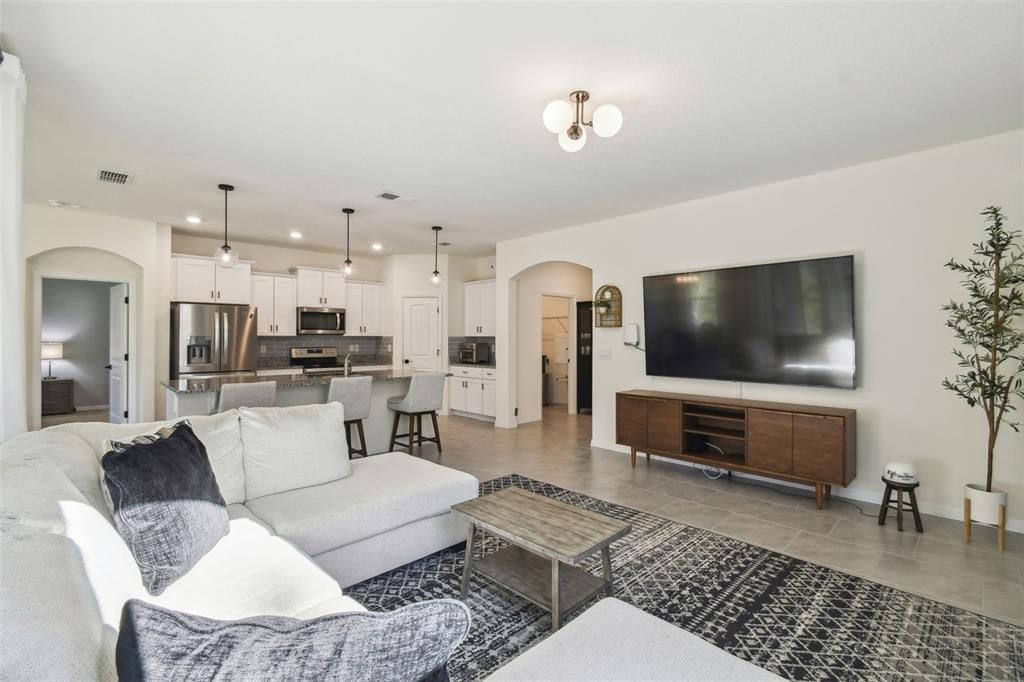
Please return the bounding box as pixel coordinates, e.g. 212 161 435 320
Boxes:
452 487 631 631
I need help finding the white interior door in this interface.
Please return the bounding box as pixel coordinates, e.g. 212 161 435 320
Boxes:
108 283 129 423
402 296 440 371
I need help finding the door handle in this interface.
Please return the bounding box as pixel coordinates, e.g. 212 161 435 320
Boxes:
217 291 221 299
210 290 214 300
404 359 410 364
336 313 342 331
104 364 113 370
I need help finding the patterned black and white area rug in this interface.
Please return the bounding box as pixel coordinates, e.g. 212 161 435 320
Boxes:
346 475 1023 681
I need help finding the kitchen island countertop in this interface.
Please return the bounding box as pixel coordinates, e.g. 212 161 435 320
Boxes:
161 369 446 395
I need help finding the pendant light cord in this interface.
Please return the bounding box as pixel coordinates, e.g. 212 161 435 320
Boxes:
222 188 228 248
346 212 351 262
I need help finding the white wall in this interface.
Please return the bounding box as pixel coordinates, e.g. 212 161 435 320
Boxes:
41 279 114 408
22 205 173 426
513 262 592 424
382 254 449 369
171 233 384 281
495 130 1024 528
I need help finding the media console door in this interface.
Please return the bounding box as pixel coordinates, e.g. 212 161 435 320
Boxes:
615 390 855 510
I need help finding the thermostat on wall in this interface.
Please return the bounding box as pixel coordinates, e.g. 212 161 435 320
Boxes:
624 323 640 347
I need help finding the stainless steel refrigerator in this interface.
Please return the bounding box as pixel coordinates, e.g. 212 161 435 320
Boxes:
170 303 258 379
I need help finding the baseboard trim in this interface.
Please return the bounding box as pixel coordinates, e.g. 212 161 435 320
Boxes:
590 439 1023 533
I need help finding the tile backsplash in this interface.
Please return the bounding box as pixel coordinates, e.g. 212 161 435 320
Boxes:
258 336 393 369
448 336 496 365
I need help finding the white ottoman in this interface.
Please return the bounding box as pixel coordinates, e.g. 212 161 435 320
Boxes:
488 598 784 681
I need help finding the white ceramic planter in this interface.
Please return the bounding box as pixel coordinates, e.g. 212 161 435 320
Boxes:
965 483 1007 525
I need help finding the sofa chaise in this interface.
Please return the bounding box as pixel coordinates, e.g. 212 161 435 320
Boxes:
0 404 478 680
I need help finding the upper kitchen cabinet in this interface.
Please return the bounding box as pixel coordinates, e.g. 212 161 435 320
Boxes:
293 267 346 308
251 274 297 336
172 255 252 304
464 279 496 336
345 281 383 336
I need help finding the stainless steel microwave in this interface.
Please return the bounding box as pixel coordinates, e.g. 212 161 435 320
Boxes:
297 307 346 335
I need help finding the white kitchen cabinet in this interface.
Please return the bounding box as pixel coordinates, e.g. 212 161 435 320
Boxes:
294 268 346 308
251 275 275 335
448 365 495 419
481 379 496 417
273 277 297 335
173 256 251 304
322 271 346 307
464 279 496 336
215 262 253 304
448 376 467 412
345 282 383 336
251 274 297 336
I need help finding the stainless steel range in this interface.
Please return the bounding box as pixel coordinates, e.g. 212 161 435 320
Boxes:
290 347 347 375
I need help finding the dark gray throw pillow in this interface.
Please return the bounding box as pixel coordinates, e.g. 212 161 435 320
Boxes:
101 422 229 596
116 598 472 682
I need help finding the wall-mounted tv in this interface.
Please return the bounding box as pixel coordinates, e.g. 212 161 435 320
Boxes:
642 255 855 389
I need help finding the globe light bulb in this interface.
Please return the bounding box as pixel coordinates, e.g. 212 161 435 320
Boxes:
558 126 587 152
592 104 623 138
542 99 574 134
215 244 238 268
342 260 357 279
429 270 443 288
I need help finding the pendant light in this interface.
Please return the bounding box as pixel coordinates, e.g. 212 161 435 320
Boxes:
213 183 238 267
341 208 357 279
429 225 443 288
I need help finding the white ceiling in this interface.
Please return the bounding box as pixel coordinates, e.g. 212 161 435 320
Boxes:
4 2 1022 256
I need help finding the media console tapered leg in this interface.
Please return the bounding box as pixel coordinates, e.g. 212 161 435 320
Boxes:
814 482 825 509
630 447 637 468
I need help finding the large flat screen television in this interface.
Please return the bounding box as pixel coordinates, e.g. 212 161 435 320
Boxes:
642 255 855 389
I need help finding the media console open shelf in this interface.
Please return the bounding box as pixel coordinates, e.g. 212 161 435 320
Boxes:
616 390 856 509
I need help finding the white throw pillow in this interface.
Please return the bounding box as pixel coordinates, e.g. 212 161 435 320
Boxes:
239 403 351 500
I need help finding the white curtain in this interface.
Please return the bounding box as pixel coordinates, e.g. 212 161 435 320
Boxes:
0 53 27 442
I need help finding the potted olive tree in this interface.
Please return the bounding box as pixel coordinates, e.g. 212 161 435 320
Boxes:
942 206 1024 535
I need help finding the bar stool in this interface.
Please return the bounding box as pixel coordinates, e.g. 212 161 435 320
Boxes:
218 381 276 413
387 373 445 455
327 376 373 458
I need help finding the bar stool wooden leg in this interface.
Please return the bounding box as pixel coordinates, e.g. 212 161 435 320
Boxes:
355 420 367 457
907 486 924 533
878 483 893 525
389 412 400 451
430 411 443 453
964 498 972 544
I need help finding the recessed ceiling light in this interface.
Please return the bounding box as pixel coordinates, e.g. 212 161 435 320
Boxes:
289 230 303 239
186 215 202 224
47 199 66 207
371 243 383 251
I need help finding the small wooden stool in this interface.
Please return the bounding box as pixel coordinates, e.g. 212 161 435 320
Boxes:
878 478 923 533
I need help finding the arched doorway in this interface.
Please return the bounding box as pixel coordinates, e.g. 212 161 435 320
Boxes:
507 260 593 426
26 247 143 430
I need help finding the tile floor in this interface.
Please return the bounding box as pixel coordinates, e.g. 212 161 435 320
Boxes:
419 407 1023 626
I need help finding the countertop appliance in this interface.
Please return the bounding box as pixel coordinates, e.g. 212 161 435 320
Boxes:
170 303 258 379
297 306 346 335
458 341 491 365
291 347 346 375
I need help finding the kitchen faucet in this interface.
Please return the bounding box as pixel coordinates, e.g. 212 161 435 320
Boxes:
344 353 352 377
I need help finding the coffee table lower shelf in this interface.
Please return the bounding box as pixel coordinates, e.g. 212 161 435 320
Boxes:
471 545 609 623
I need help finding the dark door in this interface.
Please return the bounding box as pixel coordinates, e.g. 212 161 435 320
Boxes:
576 301 593 412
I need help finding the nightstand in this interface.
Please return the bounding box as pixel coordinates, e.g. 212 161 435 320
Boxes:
41 379 75 416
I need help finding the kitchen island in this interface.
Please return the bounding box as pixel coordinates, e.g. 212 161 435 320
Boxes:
161 369 441 455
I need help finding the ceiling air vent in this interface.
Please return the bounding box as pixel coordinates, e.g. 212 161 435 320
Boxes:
96 169 133 185
377 191 400 201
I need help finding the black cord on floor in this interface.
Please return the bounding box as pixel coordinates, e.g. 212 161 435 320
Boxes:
700 464 875 518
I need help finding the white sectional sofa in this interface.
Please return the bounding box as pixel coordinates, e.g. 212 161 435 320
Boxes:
0 405 478 680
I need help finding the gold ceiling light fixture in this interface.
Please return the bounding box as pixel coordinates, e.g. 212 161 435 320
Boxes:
543 90 623 152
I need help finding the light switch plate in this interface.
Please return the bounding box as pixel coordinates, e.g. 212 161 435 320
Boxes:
598 350 611 360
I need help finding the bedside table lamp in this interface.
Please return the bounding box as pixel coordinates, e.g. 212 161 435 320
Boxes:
41 342 63 381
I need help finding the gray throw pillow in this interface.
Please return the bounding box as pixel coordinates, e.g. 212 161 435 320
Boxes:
116 598 472 682
101 422 229 596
